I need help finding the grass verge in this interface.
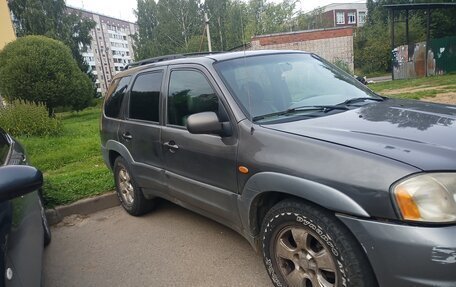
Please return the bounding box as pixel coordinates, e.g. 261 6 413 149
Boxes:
18 107 114 207
369 74 456 101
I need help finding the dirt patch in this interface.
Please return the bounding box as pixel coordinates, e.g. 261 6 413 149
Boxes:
422 92 456 105
381 85 454 95
55 214 89 228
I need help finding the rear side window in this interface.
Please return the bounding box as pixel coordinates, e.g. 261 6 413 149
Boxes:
129 71 163 122
104 76 131 118
0 133 10 165
167 70 218 126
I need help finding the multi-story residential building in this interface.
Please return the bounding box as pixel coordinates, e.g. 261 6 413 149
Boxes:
308 3 368 29
67 6 138 95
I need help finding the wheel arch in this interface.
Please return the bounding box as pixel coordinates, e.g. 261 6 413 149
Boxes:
105 140 135 168
239 172 370 238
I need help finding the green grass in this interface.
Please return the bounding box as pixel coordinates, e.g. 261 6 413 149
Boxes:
369 74 456 100
18 107 114 207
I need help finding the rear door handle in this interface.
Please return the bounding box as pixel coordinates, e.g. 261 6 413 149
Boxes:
122 132 133 140
163 141 179 153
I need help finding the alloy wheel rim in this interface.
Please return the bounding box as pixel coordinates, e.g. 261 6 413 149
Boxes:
274 226 337 287
118 167 134 205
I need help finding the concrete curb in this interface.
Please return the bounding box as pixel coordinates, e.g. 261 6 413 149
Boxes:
45 192 120 225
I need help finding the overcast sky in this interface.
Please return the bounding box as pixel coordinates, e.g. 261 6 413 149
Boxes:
65 0 366 23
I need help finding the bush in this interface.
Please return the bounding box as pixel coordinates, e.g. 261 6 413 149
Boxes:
0 101 62 137
0 35 93 116
333 58 352 74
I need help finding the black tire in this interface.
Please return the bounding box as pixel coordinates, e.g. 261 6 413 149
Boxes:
113 157 155 216
261 199 377 287
38 194 51 247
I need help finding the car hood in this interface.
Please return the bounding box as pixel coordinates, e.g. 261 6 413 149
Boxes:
264 98 456 171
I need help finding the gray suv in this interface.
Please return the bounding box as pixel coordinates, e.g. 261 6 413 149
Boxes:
100 50 456 287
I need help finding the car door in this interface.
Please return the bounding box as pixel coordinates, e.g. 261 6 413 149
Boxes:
162 65 239 226
118 68 167 196
0 132 43 287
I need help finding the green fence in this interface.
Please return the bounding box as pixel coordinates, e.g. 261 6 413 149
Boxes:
430 36 456 75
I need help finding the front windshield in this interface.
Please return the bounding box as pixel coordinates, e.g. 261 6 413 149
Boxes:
214 53 379 121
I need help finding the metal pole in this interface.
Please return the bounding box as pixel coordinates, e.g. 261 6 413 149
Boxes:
425 8 431 77
391 9 395 80
204 12 212 52
405 9 409 45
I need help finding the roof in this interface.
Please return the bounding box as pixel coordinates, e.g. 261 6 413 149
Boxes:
383 3 456 10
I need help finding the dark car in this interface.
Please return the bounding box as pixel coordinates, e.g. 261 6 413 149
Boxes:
0 129 51 287
100 50 456 287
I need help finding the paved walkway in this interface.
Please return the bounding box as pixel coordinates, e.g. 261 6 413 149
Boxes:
43 201 272 287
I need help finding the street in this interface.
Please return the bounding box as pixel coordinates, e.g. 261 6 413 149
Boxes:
43 200 272 287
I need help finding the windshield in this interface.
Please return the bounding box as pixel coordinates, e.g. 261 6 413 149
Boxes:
214 53 379 121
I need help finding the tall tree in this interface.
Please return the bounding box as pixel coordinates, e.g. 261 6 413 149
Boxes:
8 0 95 73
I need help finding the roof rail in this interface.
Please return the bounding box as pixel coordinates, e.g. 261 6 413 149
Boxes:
123 51 224 70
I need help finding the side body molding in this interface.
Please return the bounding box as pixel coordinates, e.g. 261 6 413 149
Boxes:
238 172 370 237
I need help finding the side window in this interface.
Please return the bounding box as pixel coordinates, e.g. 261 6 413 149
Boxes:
104 76 131 118
129 72 163 122
167 70 218 126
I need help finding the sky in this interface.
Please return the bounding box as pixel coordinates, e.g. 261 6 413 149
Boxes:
65 0 367 23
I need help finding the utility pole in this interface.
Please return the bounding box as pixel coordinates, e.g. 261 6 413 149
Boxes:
204 12 212 52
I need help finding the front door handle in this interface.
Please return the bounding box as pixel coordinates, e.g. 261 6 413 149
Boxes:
122 132 133 140
163 141 179 153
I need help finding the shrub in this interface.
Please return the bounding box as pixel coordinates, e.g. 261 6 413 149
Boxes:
0 35 93 116
333 58 352 74
0 101 62 137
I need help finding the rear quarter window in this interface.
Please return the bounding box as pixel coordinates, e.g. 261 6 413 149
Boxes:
104 76 131 118
0 132 10 165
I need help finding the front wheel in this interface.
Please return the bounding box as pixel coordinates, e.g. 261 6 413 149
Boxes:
261 200 377 287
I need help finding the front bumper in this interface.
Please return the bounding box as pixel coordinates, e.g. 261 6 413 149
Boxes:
337 214 456 287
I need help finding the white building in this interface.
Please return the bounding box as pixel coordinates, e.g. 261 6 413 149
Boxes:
67 6 138 95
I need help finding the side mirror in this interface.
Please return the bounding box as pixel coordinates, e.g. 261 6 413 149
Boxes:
187 112 227 136
0 165 43 202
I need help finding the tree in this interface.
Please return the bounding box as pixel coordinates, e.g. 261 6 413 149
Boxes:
8 0 96 74
0 36 93 115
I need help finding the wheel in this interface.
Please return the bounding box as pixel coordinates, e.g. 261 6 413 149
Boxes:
114 157 155 216
38 193 51 247
261 199 377 287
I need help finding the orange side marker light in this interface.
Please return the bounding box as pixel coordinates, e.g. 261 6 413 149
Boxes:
238 166 249 174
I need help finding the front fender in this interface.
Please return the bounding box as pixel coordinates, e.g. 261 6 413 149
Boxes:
238 172 370 236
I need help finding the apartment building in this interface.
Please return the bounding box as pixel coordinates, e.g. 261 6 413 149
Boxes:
308 3 368 29
67 6 138 95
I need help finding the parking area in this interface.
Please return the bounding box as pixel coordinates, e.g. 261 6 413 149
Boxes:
43 200 272 287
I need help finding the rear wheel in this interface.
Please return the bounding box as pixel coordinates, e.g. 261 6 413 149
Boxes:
114 157 155 216
261 199 377 287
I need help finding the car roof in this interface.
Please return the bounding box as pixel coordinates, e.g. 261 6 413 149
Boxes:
114 50 308 80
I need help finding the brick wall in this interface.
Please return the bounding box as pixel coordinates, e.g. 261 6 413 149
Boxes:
250 28 354 72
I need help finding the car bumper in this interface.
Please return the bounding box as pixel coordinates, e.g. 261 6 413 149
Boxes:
337 214 456 287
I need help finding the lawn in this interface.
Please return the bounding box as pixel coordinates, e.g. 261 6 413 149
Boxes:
369 73 456 103
18 107 114 207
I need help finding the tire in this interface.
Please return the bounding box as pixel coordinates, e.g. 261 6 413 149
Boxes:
261 199 377 287
38 194 51 247
113 157 155 216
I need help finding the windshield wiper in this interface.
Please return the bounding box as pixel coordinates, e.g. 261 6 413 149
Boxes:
252 105 349 121
340 97 384 106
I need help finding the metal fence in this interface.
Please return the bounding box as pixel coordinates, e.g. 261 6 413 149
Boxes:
392 36 456 79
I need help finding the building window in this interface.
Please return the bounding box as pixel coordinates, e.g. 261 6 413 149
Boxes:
336 12 345 25
358 12 366 24
348 12 356 24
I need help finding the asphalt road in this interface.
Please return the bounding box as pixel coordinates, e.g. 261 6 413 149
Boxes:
43 200 272 287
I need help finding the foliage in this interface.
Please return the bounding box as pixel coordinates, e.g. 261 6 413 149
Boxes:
0 36 94 115
133 0 299 59
0 101 62 137
333 58 352 74
18 107 114 207
8 0 96 74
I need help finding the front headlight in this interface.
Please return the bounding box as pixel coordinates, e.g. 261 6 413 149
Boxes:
392 173 456 223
